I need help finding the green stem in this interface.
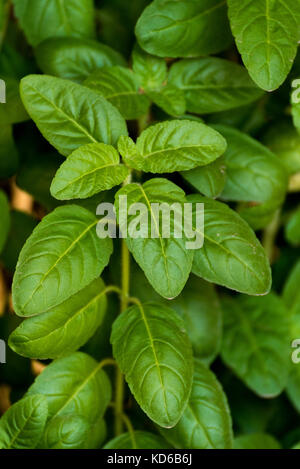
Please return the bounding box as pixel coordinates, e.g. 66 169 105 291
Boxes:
262 209 281 263
121 413 137 449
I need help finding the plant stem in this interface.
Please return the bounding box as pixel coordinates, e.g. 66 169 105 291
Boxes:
262 210 281 263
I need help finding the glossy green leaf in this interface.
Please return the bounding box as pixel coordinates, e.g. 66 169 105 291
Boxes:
9 278 107 359
0 189 10 255
132 44 167 90
12 205 113 316
169 58 263 114
118 120 226 173
214 125 288 206
27 352 111 424
227 0 300 91
40 415 89 449
169 276 222 366
234 433 281 450
84 66 150 120
35 37 126 82
12 0 96 46
285 207 300 246
50 143 129 200
0 395 48 449
20 75 128 157
111 302 193 427
189 195 271 295
115 179 193 299
104 431 169 449
147 84 186 117
159 360 233 449
135 0 232 58
221 293 291 397
181 156 226 198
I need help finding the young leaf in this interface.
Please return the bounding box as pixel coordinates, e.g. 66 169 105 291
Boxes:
115 179 194 299
146 85 186 117
169 58 263 114
181 156 226 199
12 0 96 46
221 293 291 397
169 276 222 366
104 431 169 449
132 44 167 90
111 302 193 428
12 205 113 316
40 415 89 450
214 125 288 206
135 0 232 58
0 395 48 449
234 433 281 450
35 37 126 82
0 189 10 255
20 75 128 157
50 143 129 200
285 207 300 246
227 0 300 91
84 66 150 120
9 278 107 359
159 360 233 449
118 120 227 173
27 352 111 424
189 195 272 295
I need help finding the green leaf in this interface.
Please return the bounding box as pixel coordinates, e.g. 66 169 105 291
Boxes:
104 431 169 449
181 155 226 199
227 0 300 91
111 302 193 427
12 205 113 316
169 276 222 366
169 58 263 114
262 121 300 176
27 352 111 424
0 76 28 124
285 207 300 246
40 415 89 449
135 0 232 58
234 433 281 450
35 37 126 82
118 120 226 173
221 293 291 397
9 278 107 359
132 44 167 90
0 395 48 449
159 360 233 449
189 195 271 295
0 125 19 179
214 125 288 206
283 260 300 412
84 66 150 120
20 75 128 157
147 85 186 117
50 143 129 200
115 179 194 299
0 189 9 255
12 0 96 46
